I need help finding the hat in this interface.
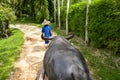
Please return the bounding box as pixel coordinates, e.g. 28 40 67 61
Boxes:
42 19 50 25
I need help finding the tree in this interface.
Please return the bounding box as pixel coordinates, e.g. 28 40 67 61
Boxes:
58 0 61 29
20 0 22 17
85 0 91 46
48 0 54 21
66 0 70 35
0 4 16 38
54 0 57 27
61 0 64 7
34 0 49 22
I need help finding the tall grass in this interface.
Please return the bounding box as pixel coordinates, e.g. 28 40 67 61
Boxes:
0 28 24 80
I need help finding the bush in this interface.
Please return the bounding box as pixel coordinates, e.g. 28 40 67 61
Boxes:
61 2 86 38
89 0 120 53
0 4 16 38
60 0 120 54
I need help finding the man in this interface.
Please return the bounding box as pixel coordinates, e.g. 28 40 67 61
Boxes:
42 19 52 44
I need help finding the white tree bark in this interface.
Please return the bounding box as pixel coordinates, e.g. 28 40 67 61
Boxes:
58 0 61 29
66 0 70 35
54 0 56 27
89 0 91 3
85 0 91 46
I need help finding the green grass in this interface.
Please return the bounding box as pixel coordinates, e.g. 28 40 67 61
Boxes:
81 47 120 80
0 28 24 80
54 28 120 80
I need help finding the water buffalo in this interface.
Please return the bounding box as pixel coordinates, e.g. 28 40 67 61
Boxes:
39 34 93 80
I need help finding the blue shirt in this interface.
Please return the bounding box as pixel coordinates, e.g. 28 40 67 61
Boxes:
42 25 52 37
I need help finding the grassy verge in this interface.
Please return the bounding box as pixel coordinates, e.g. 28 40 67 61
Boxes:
0 28 24 80
54 28 120 80
71 37 120 80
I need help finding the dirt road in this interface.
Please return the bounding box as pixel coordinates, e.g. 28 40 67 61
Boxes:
10 24 47 80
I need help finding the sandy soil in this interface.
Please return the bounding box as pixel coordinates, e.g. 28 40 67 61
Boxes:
9 24 47 80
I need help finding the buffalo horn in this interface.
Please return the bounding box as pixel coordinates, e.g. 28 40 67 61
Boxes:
41 33 54 40
65 34 74 40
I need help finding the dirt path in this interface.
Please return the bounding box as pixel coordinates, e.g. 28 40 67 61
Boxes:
10 24 47 80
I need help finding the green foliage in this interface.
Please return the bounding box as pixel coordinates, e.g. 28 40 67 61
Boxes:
89 0 120 53
0 4 16 22
0 4 16 38
0 28 24 80
34 0 49 23
61 0 120 54
61 1 86 38
60 6 67 28
48 0 54 21
70 0 83 4
69 2 86 38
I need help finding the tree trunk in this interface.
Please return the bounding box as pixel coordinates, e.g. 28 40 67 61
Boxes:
62 0 64 7
85 0 91 46
66 0 70 35
58 0 61 29
20 0 22 18
54 0 57 27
